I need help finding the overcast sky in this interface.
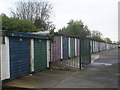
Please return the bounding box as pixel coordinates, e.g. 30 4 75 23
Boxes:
0 0 119 41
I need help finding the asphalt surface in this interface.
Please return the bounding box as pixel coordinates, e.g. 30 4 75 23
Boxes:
55 49 119 88
2 48 119 89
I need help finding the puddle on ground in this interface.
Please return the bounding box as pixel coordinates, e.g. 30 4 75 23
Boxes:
116 74 120 76
104 63 112 66
90 63 112 67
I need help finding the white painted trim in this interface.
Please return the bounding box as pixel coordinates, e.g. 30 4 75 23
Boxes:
68 37 71 58
1 36 10 80
75 38 77 56
47 40 50 68
93 41 95 52
6 37 10 79
30 39 34 72
90 40 92 53
61 36 63 59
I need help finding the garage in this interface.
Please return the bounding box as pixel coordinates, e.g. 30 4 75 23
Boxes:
34 39 47 72
62 36 69 60
9 36 31 80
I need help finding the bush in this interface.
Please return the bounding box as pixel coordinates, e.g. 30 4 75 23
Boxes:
2 15 36 32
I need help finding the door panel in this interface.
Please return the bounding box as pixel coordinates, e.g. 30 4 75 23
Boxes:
34 39 47 72
9 37 30 80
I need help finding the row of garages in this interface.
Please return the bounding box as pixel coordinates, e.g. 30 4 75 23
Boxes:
51 33 80 63
0 31 118 82
1 31 50 81
90 39 118 53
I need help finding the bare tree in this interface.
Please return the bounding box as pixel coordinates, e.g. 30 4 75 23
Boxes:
10 0 54 30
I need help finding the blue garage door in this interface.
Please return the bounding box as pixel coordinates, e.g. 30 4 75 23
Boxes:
63 37 69 60
9 37 30 80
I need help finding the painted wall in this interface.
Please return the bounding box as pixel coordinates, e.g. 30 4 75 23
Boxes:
52 36 61 62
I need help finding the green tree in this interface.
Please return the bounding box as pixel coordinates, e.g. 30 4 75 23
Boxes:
34 18 46 31
90 30 103 41
2 14 36 32
104 37 112 43
58 20 90 38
